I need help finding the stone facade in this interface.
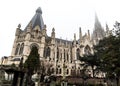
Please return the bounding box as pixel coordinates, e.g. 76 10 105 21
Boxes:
1 7 111 77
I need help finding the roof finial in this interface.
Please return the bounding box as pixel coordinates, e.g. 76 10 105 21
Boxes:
18 24 21 29
36 7 42 14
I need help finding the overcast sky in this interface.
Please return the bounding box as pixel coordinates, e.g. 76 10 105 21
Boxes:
0 0 120 58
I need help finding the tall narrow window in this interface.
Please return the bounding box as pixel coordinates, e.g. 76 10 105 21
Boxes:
64 49 65 62
67 53 69 61
19 43 24 55
76 48 80 60
84 45 91 55
57 47 59 59
15 44 20 55
66 69 69 74
46 47 50 57
59 68 61 74
43 47 47 58
56 68 58 74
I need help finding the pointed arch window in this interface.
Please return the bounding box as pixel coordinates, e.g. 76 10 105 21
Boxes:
76 48 80 60
19 43 24 55
59 68 61 74
56 68 58 74
67 53 69 61
57 47 59 59
66 69 69 74
84 45 91 55
64 49 65 62
43 47 47 58
46 47 50 57
51 68 54 73
15 44 20 55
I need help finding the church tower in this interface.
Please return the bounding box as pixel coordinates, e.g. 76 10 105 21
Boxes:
2 7 104 78
11 7 46 62
92 13 105 41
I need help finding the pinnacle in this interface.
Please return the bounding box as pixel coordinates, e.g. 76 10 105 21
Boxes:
36 7 42 14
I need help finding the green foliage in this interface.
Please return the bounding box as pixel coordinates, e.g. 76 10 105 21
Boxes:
80 53 100 77
94 21 120 86
24 46 40 74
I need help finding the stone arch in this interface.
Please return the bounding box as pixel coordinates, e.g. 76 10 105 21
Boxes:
30 43 39 55
84 45 91 55
15 43 20 55
30 43 39 49
19 43 24 55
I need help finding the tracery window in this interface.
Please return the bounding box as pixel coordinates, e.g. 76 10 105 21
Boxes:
15 44 20 55
84 45 91 55
19 43 24 55
44 47 51 58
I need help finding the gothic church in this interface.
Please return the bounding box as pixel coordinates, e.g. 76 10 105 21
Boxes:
2 7 110 77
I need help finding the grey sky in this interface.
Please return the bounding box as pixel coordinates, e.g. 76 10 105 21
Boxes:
0 0 120 57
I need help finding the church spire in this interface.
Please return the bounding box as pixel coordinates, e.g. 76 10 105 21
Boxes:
92 13 105 40
25 7 44 30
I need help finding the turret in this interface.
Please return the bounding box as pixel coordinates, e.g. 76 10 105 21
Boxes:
51 27 55 45
73 33 76 45
25 22 32 41
51 27 55 38
42 25 47 36
15 24 21 36
88 30 90 40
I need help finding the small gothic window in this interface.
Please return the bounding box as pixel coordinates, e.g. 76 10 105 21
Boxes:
43 47 47 58
36 29 38 33
15 44 20 55
51 68 54 73
67 53 69 61
66 69 69 74
64 49 66 62
84 45 91 55
46 47 50 57
19 43 24 55
59 68 61 74
76 48 80 60
57 47 59 59
56 68 58 74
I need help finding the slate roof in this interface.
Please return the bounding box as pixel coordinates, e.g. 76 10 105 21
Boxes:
25 7 44 30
